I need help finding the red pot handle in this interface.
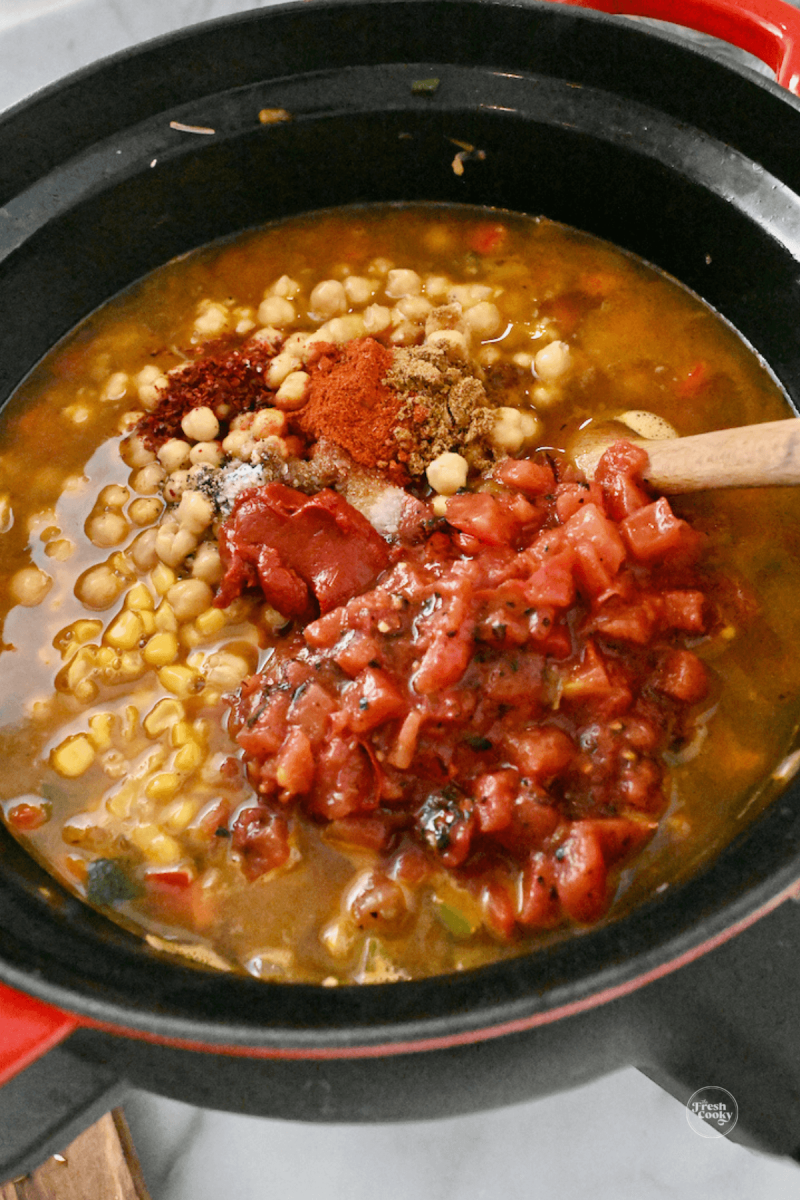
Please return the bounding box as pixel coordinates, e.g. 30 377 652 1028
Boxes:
555 0 800 94
0 982 78 1086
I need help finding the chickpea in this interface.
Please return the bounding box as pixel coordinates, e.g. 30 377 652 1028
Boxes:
316 315 365 345
188 441 224 468
491 406 542 453
385 269 421 298
534 339 571 382
181 407 219 443
221 430 254 461
269 274 301 299
424 274 452 301
98 484 130 509
257 296 296 327
344 276 375 306
463 301 503 340
157 439 191 471
274 371 310 412
166 579 214 622
191 542 223 585
163 470 190 503
129 497 163 526
250 409 287 439
309 279 347 319
75 564 125 610
176 490 214 535
86 511 129 548
194 300 230 336
10 565 52 607
426 452 469 495
130 529 159 572
363 305 392 335
395 296 432 323
266 351 302 389
120 434 156 469
130 463 166 496
102 371 129 402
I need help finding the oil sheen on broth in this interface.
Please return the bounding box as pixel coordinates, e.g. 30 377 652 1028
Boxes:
1 205 799 985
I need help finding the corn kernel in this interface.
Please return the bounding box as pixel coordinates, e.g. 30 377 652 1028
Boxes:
145 772 182 801
107 790 132 819
139 611 157 636
96 646 117 668
51 734 96 778
143 697 185 737
74 679 99 704
179 624 203 651
154 602 178 633
171 720 195 747
126 582 155 612
195 607 226 637
119 651 146 679
105 609 144 651
122 705 139 742
174 740 203 772
130 824 182 864
151 563 176 595
54 618 103 660
158 664 197 697
143 631 179 667
88 712 114 751
162 798 200 834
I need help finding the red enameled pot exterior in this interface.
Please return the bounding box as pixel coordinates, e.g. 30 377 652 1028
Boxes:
2 0 800 1173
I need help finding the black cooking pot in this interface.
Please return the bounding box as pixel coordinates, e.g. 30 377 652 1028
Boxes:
3 0 800 1177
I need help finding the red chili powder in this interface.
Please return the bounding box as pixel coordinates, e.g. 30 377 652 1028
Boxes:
297 338 405 475
137 339 277 445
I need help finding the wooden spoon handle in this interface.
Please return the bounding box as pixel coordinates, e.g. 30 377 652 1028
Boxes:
639 418 800 493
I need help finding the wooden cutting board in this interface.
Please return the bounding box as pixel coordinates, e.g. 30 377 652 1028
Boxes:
0 1110 150 1200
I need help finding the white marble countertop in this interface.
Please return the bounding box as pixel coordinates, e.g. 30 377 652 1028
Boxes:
2 2 800 1196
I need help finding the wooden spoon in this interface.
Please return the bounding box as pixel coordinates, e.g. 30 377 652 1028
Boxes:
570 417 800 493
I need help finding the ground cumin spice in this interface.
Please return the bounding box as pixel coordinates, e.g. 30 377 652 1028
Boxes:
297 338 408 477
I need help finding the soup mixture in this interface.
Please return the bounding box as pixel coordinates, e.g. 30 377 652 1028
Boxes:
2 206 800 984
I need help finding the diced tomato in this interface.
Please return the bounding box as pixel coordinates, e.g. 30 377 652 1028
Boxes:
287 681 337 744
333 630 383 676
468 221 508 255
231 805 292 880
518 853 562 928
677 360 709 398
525 550 576 608
555 482 604 524
473 770 516 833
445 493 530 546
560 642 632 716
326 813 398 852
7 801 49 831
309 735 377 819
345 667 407 733
495 457 555 496
275 728 315 800
481 879 516 940
553 823 609 923
595 440 652 521
506 726 575 780
661 590 706 633
620 497 696 564
590 596 658 645
655 649 709 704
562 503 626 595
145 865 195 889
413 624 474 694
581 816 658 866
